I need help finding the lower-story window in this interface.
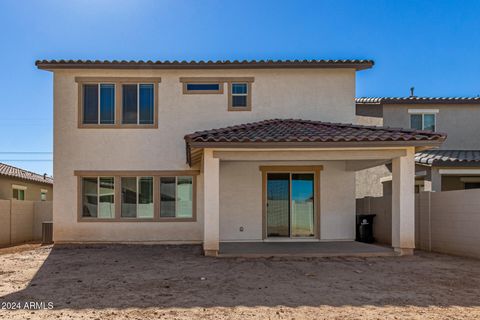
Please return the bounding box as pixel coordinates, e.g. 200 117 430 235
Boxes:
82 177 115 218
121 177 154 218
77 171 197 221
160 176 193 218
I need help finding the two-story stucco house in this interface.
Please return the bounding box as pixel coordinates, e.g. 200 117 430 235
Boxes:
37 59 445 256
356 95 480 193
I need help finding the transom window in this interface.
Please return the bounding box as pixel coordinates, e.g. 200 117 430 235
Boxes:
122 84 154 125
184 83 222 94
410 113 436 131
179 77 253 111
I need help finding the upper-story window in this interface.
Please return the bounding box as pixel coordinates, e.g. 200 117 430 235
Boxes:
122 84 154 124
229 83 249 109
409 109 438 131
179 77 254 111
83 84 115 125
76 77 160 128
12 185 26 200
184 82 223 94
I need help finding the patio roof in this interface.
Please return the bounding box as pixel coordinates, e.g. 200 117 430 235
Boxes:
415 149 480 167
184 119 446 165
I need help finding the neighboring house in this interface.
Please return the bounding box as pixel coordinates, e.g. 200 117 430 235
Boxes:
37 59 445 256
0 163 53 201
356 95 480 193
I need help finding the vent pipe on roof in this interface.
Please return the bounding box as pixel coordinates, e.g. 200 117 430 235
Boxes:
410 87 415 97
43 173 47 180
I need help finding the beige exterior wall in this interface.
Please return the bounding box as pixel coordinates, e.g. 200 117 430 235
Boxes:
52 68 356 242
358 189 480 259
0 176 52 201
383 103 480 150
354 111 390 198
0 200 52 246
219 160 356 241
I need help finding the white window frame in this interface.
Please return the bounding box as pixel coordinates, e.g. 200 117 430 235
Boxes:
408 109 438 131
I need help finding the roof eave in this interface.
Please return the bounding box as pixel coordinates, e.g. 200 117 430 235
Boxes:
35 61 374 71
186 140 444 149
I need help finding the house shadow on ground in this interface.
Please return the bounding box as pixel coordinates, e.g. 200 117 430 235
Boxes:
1 244 479 310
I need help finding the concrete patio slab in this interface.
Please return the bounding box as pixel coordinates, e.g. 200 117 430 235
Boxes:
219 241 395 258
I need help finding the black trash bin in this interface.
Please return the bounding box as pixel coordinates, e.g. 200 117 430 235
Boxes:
356 214 376 243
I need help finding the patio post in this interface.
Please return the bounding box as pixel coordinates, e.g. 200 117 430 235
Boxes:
391 147 415 255
203 149 220 256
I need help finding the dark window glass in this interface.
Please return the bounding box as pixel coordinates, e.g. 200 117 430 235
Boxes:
464 182 480 190
99 177 115 218
100 84 115 124
410 114 422 130
423 114 435 131
122 84 138 124
82 177 98 217
232 83 247 94
160 177 176 217
121 177 137 217
83 84 98 124
232 95 247 107
138 177 154 218
231 83 248 107
139 84 154 124
186 83 220 91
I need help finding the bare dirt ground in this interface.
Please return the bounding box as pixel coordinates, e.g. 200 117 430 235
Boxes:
0 244 479 320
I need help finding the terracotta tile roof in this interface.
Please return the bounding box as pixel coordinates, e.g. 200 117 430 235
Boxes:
0 163 53 185
185 119 445 145
36 59 374 70
415 150 480 166
356 97 480 105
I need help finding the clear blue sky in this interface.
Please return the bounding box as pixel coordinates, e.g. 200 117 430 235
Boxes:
0 0 479 176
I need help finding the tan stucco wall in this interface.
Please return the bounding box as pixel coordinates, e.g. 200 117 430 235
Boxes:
0 200 52 246
219 160 356 241
0 200 11 245
52 68 356 242
0 176 52 201
383 103 480 150
354 115 389 198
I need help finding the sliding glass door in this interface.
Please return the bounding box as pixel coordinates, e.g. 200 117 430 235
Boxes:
266 172 315 238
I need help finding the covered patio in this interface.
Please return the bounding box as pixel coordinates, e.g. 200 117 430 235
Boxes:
184 119 446 257
219 241 394 258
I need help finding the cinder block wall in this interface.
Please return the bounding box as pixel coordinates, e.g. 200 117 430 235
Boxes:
0 200 52 246
357 189 480 259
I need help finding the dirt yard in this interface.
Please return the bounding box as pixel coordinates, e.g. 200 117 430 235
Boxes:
0 244 479 320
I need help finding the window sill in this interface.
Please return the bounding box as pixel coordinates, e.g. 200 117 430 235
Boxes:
78 124 158 129
78 217 196 222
